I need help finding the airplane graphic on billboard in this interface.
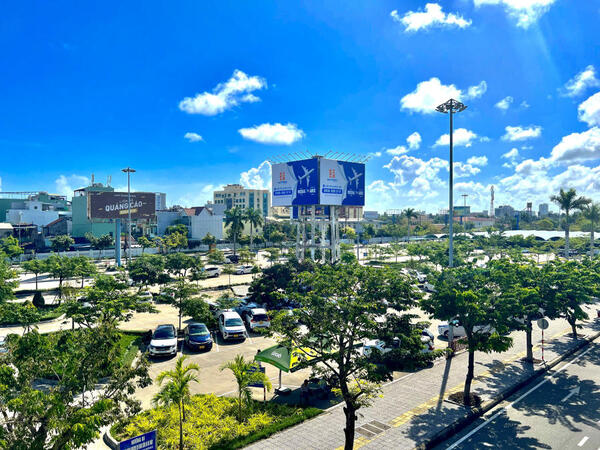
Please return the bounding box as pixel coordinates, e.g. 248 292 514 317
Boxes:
347 167 363 189
297 165 315 187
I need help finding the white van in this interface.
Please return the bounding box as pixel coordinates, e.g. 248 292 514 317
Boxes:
218 311 247 340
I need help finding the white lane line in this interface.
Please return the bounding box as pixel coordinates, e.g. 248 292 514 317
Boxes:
577 436 588 447
446 345 594 450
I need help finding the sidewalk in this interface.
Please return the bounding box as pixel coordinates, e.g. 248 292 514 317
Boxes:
246 316 600 450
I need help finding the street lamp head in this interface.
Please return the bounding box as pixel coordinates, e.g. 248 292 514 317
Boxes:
435 98 467 114
121 167 136 173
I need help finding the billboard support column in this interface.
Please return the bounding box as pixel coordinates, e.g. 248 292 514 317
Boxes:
296 222 302 260
310 208 316 261
115 219 121 267
320 220 326 263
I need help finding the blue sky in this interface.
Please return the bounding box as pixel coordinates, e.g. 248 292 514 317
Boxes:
1 0 599 213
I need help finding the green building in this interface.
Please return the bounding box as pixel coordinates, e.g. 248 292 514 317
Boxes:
0 192 69 222
72 183 116 238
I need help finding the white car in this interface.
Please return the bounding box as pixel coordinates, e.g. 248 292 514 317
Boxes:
218 311 247 340
235 265 254 275
139 290 153 302
0 336 8 356
148 324 178 357
438 321 493 338
362 329 435 357
204 266 221 278
243 308 271 331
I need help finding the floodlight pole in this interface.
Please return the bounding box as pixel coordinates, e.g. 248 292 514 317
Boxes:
122 167 136 264
436 99 466 268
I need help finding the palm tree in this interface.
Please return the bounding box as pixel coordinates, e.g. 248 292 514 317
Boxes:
244 208 264 251
403 208 418 241
220 354 272 422
550 188 590 258
224 207 245 256
153 356 200 450
583 202 600 258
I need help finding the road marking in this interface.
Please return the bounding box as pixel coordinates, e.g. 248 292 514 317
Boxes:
577 436 588 447
561 386 580 403
446 345 594 450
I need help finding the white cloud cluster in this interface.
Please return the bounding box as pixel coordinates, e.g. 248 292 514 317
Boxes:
391 3 471 32
550 127 600 163
175 183 216 207
178 70 266 115
400 78 486 114
467 155 488 166
386 145 409 156
501 147 520 168
502 125 542 141
454 162 481 178
184 132 203 142
563 65 599 97
578 92 600 127
240 160 272 190
473 0 557 29
407 131 422 150
55 175 89 198
238 123 304 145
495 96 513 111
434 128 478 147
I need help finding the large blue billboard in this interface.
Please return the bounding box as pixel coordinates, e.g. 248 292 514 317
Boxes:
319 159 365 206
272 159 319 206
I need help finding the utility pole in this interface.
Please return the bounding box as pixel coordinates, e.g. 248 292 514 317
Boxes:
121 167 136 264
436 99 467 268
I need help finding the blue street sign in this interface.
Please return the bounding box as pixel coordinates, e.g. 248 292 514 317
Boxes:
247 365 266 388
119 430 157 450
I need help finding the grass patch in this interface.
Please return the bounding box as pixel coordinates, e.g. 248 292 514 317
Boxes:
118 331 144 368
111 394 322 450
0 304 62 326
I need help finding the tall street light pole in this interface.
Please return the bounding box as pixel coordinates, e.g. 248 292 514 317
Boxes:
436 99 466 268
121 167 136 264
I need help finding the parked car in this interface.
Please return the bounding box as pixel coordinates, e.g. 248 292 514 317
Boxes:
218 311 246 340
204 266 221 278
437 320 493 338
225 254 240 264
138 290 153 302
235 265 254 275
148 324 178 357
184 323 213 351
242 308 271 331
362 328 435 357
0 336 8 357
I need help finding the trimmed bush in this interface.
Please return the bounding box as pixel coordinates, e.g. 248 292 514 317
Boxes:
32 291 45 308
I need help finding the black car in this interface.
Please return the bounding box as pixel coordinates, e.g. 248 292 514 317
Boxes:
225 254 239 264
184 323 213 351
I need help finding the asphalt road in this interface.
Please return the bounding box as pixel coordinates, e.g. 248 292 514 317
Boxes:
435 341 600 450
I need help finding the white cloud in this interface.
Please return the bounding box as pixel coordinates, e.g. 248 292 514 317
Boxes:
520 101 530 108
240 160 272 190
549 127 600 163
434 128 478 147
578 92 600 127
178 70 267 115
502 125 542 141
406 132 422 150
502 148 519 159
563 65 600 97
238 123 305 145
390 3 471 32
386 145 409 156
184 132 203 142
495 96 513 110
454 162 481 178
467 155 488 166
473 0 557 29
369 151 382 158
465 81 487 100
55 175 89 198
175 184 216 207
400 77 486 114
384 154 448 187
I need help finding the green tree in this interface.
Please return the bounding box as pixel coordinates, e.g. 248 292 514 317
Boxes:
269 230 285 249
550 188 590 258
341 226 357 241
45 254 77 301
22 258 47 291
189 256 206 287
1 236 23 259
582 202 600 258
273 263 420 449
137 235 156 254
421 266 513 405
51 234 74 253
72 256 97 288
128 254 167 288
166 252 196 280
181 296 216 329
86 233 114 258
264 247 280 266
238 247 254 265
220 354 272 423
207 249 225 265
153 355 200 450
403 208 418 240
222 263 236 287
201 232 216 246
165 231 188 253
165 223 189 236
0 255 18 304
244 208 264 250
224 207 245 255
162 279 199 330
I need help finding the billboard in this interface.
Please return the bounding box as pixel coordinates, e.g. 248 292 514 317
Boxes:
272 159 319 206
88 192 156 219
319 159 365 206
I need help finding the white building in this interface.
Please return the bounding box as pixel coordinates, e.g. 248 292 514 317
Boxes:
155 192 167 211
190 203 226 240
538 203 549 217
213 184 270 217
6 201 63 230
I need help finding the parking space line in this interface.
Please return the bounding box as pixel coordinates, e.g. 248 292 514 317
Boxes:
577 436 588 447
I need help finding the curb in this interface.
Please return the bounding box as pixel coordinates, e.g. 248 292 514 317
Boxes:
103 427 119 450
415 329 600 450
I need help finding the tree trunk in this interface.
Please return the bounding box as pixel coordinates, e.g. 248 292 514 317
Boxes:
343 403 357 450
179 403 184 450
250 224 254 251
35 273 38 291
565 212 570 258
590 224 595 258
525 320 533 362
569 317 578 339
238 391 243 422
464 347 475 406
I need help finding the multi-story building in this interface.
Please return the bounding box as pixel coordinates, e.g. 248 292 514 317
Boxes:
189 203 226 241
0 192 70 226
213 184 270 217
495 205 515 218
538 203 549 218
155 193 167 211
72 183 116 238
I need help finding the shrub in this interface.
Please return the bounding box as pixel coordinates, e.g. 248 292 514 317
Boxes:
32 291 45 308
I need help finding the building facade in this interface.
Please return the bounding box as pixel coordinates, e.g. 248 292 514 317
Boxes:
72 183 116 238
538 203 549 217
190 203 226 241
213 184 270 217
0 192 70 225
495 205 515 218
155 192 167 211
